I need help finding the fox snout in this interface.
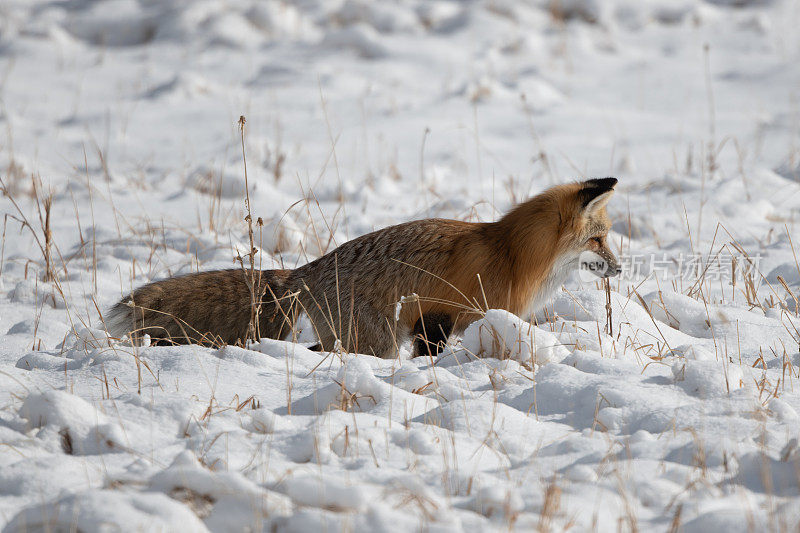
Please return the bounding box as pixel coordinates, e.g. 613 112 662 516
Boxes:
600 249 622 278
579 246 621 279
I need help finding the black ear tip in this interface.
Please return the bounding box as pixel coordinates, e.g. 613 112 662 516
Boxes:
584 177 617 189
578 177 617 208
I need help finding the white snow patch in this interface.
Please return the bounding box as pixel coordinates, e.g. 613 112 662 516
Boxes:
461 309 571 365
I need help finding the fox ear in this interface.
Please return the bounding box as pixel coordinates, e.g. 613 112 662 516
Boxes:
578 177 617 214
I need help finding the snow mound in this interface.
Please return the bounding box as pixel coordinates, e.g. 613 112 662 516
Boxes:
549 0 606 23
9 279 64 309
334 0 419 33
671 353 745 397
62 0 160 47
320 24 389 59
467 485 524 519
280 473 368 512
19 390 127 455
150 451 292 530
672 360 744 398
5 489 208 532
287 356 389 414
261 214 306 254
461 309 571 365
144 73 218 101
416 2 468 32
186 166 250 199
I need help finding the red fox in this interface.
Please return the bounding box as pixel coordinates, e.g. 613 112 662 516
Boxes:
108 178 620 358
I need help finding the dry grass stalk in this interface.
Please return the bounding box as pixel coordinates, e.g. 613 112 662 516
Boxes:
235 115 267 344
777 275 799 316
537 477 561 532
603 277 613 336
0 174 57 283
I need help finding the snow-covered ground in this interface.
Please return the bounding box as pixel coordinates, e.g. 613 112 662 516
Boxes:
2 0 800 530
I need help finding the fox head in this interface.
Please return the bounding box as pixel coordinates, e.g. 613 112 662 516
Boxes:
559 177 621 279
496 177 621 281
491 177 621 315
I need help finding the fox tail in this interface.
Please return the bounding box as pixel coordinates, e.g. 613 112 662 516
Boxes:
106 268 295 346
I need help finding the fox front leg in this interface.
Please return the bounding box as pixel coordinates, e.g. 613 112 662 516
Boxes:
412 313 454 358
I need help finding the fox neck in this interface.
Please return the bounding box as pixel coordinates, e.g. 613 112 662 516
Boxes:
525 251 577 316
490 195 574 315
